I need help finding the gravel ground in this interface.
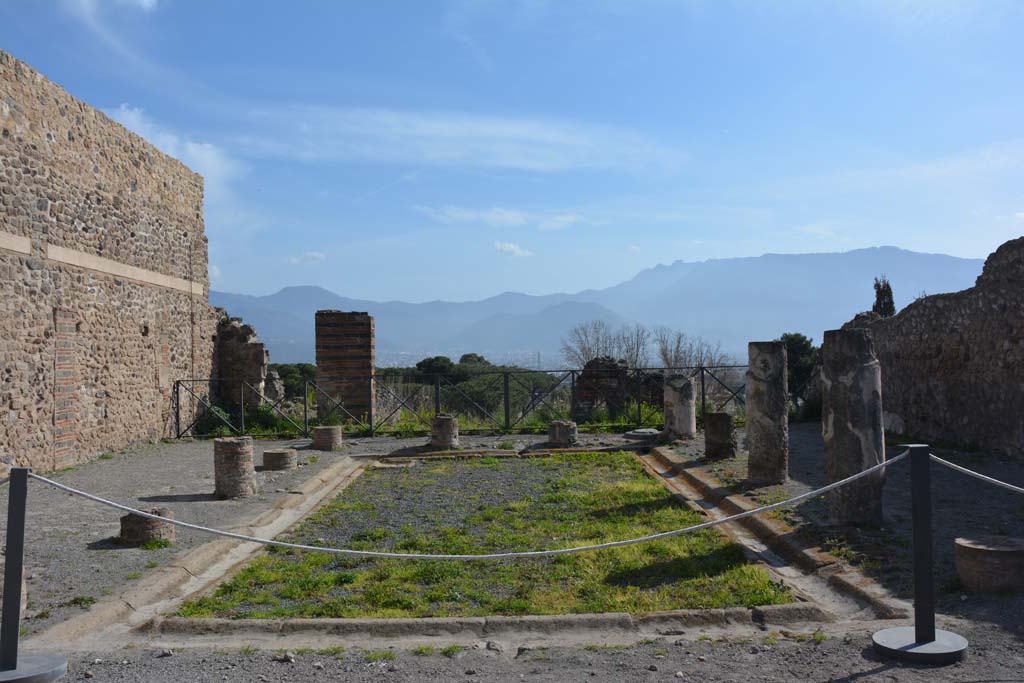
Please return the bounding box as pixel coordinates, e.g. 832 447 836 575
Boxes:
1 438 349 635
59 620 1024 682
336 431 652 457
673 423 1024 637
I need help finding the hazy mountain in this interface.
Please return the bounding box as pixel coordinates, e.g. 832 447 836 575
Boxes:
210 246 984 366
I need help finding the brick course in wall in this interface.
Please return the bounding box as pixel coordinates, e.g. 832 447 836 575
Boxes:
843 236 1024 455
314 311 375 423
0 50 219 471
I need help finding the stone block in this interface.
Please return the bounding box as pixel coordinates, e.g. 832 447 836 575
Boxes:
312 426 344 451
704 412 737 460
120 507 175 545
430 414 459 449
955 536 1024 593
262 447 298 471
664 375 696 439
548 420 578 446
213 436 259 499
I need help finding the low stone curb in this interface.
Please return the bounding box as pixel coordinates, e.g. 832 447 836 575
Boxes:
152 603 827 642
29 458 366 648
649 446 910 620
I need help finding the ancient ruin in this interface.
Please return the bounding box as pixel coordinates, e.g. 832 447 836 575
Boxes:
843 237 1024 454
663 375 697 439
745 341 789 484
213 318 270 412
821 328 886 525
213 436 259 498
548 419 578 446
571 356 628 423
314 310 376 423
312 425 344 451
119 508 175 546
704 412 737 460
0 51 220 471
430 414 459 449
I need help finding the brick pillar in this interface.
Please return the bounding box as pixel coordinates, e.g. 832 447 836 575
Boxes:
315 311 375 424
53 308 79 471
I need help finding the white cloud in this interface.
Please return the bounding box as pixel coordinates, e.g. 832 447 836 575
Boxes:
628 244 641 253
209 264 222 280
537 214 582 231
417 205 586 231
415 205 529 227
287 251 327 265
1014 212 1024 221
107 104 243 203
494 241 533 257
236 105 677 173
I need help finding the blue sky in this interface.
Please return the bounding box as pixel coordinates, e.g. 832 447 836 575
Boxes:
2 0 1022 301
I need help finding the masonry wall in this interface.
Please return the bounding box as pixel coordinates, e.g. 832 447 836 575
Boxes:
0 51 218 471
843 236 1024 455
315 311 375 423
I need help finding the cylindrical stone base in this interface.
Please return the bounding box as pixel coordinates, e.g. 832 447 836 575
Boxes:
312 425 344 451
430 414 459 449
746 341 790 485
214 436 259 499
263 448 298 470
822 328 886 526
955 536 1024 593
704 412 737 460
119 507 175 545
664 376 697 439
548 420 578 446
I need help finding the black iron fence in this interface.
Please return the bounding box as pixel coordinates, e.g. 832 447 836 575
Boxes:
173 365 748 439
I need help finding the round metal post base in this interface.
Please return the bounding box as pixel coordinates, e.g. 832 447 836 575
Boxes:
872 627 968 665
0 653 68 682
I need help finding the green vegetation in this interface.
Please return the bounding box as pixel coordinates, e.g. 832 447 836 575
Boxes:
63 596 96 610
140 538 172 551
413 645 435 656
98 452 114 460
178 453 789 619
873 275 896 317
440 645 463 658
363 649 396 663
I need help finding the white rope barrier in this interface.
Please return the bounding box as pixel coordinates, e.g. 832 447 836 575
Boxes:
929 454 1024 496
25 451 907 561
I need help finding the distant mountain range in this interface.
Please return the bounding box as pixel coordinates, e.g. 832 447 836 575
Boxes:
210 247 984 366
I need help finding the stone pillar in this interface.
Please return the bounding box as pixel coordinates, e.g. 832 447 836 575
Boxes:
315 311 375 424
663 375 697 439
704 412 737 460
263 448 298 470
821 328 886 525
746 341 789 485
430 414 459 449
312 426 344 451
214 436 259 499
119 508 176 545
954 536 1024 593
548 420 578 446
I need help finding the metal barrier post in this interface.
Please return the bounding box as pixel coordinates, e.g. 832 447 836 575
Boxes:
1 468 67 681
303 381 309 437
433 376 442 415
174 381 181 439
872 444 968 664
699 367 707 425
239 381 245 434
503 373 511 430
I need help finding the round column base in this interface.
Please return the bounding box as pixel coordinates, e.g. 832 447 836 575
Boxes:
0 653 68 683
872 627 968 665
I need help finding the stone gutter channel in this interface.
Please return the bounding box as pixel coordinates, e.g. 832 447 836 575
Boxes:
26 443 910 654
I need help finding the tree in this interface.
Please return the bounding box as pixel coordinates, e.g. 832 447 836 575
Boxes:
415 355 455 378
653 326 733 368
872 275 895 317
615 323 651 368
457 353 491 366
777 333 817 401
560 320 619 367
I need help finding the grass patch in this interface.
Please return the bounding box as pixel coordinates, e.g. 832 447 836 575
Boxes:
413 645 434 656
441 645 463 658
179 453 789 619
363 649 396 663
62 596 96 610
140 538 172 551
98 453 114 460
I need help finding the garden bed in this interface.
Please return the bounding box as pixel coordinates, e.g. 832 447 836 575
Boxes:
179 452 790 619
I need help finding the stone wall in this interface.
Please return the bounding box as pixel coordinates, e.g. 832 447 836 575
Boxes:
843 237 1024 455
213 318 269 412
314 311 375 423
0 51 218 471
